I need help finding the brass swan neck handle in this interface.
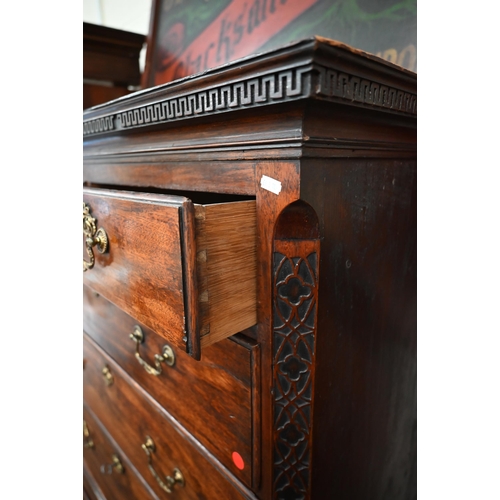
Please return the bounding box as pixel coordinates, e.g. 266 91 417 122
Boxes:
129 325 175 376
142 436 184 493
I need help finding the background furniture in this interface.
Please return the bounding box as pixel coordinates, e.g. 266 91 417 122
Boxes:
83 37 417 499
83 22 145 109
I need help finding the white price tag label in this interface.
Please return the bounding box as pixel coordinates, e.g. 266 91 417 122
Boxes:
260 175 282 195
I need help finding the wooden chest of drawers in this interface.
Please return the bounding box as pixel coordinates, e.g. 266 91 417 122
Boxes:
83 37 417 500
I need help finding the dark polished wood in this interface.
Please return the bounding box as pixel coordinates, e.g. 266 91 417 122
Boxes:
301 157 417 499
83 22 145 109
83 470 104 500
83 188 256 358
271 202 321 498
84 333 257 499
83 37 416 500
83 285 257 487
83 84 131 111
83 405 157 500
83 188 189 351
84 22 144 84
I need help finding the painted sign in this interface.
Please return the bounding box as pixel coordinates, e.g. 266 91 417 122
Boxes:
147 0 416 86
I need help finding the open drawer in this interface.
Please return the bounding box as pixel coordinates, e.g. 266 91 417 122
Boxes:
83 187 256 359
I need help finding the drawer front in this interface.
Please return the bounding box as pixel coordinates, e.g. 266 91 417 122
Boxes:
83 405 157 500
83 471 102 500
83 333 256 500
83 188 256 359
83 188 191 353
84 285 257 488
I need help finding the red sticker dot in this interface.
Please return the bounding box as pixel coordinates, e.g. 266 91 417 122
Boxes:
232 451 245 470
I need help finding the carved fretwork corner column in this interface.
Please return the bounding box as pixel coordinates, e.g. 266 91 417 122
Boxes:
272 200 320 500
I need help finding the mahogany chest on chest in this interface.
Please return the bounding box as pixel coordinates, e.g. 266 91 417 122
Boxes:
83 37 417 500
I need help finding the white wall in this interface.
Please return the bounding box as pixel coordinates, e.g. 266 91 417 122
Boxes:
83 0 152 35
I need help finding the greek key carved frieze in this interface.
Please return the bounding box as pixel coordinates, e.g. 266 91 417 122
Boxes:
83 62 416 136
83 66 311 136
82 116 114 136
314 65 416 115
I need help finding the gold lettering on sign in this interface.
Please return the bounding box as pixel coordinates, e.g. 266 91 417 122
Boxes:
155 0 319 84
382 48 398 64
397 44 417 71
376 44 417 72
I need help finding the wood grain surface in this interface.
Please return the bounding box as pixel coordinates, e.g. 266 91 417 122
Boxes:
301 157 417 500
83 37 416 500
83 188 189 352
83 333 258 500
83 285 257 487
83 188 257 359
83 405 158 500
195 201 257 347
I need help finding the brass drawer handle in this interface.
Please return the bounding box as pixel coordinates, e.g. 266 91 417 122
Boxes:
83 203 108 272
83 420 94 449
130 325 175 376
142 436 184 493
100 454 124 475
102 365 114 386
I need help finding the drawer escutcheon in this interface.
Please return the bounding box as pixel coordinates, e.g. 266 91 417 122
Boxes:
101 365 114 386
100 454 124 475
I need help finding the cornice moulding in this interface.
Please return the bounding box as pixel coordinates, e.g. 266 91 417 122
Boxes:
83 37 416 138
